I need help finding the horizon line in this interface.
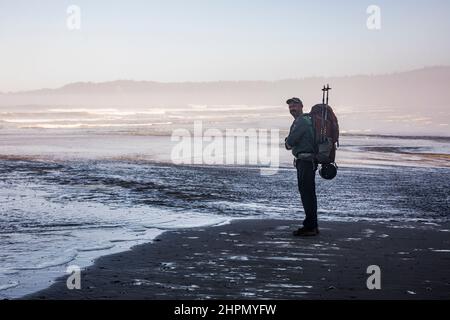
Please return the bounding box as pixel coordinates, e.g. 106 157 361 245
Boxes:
2 65 449 95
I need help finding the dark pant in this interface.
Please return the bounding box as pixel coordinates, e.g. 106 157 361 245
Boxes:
296 159 318 229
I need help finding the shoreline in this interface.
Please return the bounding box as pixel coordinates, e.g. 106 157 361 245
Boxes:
0 218 231 300
24 219 450 300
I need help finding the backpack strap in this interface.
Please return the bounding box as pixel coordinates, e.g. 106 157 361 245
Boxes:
304 113 318 155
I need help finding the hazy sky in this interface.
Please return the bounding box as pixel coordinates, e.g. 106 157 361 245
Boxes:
1 0 450 91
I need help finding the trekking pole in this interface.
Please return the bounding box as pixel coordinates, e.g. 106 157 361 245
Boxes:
323 84 331 138
324 84 331 121
320 85 326 142
322 85 326 104
325 84 331 105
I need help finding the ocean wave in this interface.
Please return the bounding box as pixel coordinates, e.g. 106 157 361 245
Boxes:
47 108 166 116
18 122 173 129
13 252 78 271
0 281 20 291
77 244 116 252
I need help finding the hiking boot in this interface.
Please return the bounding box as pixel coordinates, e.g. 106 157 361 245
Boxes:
293 227 319 237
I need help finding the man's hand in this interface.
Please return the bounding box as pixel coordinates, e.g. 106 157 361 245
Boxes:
285 137 292 150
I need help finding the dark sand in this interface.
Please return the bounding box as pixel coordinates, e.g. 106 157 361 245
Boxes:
26 219 450 300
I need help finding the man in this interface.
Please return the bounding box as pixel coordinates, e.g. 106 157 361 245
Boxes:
285 97 319 236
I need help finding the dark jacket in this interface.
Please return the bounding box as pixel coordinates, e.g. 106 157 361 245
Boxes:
285 114 315 158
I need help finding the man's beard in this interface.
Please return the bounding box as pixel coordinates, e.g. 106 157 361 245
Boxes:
290 109 301 117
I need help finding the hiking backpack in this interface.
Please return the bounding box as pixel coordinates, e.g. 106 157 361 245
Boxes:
310 85 339 164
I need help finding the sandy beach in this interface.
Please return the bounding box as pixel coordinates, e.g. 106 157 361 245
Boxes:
25 219 450 300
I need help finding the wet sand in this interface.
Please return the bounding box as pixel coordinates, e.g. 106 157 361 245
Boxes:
26 219 450 300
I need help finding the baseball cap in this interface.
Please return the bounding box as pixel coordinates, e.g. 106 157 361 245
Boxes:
286 97 302 105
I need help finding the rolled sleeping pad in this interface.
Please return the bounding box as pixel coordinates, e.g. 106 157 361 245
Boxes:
319 163 337 180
